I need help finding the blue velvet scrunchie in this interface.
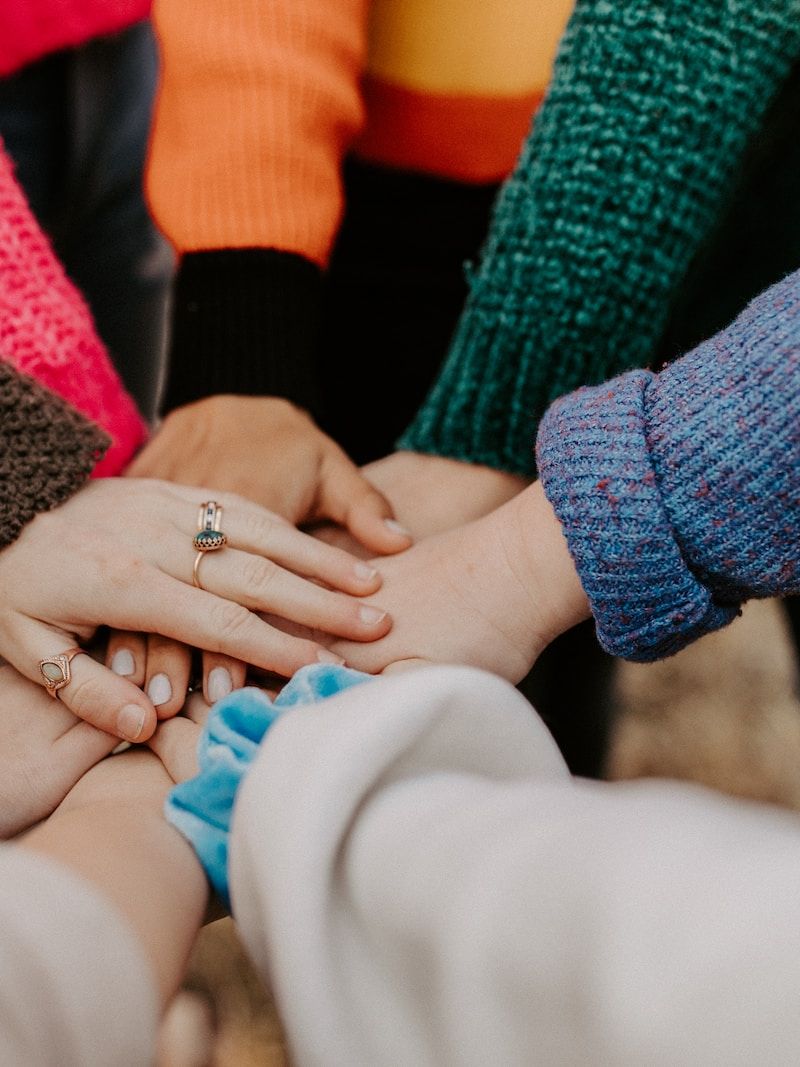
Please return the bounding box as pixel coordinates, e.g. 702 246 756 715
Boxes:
165 664 370 907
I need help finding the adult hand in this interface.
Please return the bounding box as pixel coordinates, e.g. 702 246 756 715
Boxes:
328 483 591 682
128 396 412 554
0 479 391 742
363 451 530 539
0 663 118 839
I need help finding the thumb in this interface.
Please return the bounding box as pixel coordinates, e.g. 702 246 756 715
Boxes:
318 451 412 556
381 658 430 676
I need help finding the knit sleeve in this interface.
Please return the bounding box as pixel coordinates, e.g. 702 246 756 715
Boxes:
536 269 800 662
147 0 367 416
0 362 109 550
399 0 800 476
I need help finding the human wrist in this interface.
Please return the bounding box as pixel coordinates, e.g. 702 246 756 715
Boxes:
364 451 530 538
499 482 590 652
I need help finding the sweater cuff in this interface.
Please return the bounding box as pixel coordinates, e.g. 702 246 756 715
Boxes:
536 370 738 662
0 363 109 550
162 249 324 417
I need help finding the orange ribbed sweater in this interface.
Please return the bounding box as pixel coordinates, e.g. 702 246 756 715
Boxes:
147 0 572 266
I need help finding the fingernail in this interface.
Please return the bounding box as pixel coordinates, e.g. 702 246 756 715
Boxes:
359 605 387 626
384 519 410 537
317 650 345 665
111 648 135 676
208 666 233 703
118 704 145 742
354 562 379 582
147 673 172 707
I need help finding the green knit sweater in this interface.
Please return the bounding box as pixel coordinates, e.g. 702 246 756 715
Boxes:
399 0 800 476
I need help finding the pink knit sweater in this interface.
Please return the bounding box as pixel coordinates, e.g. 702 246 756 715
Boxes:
0 143 146 476
0 0 150 76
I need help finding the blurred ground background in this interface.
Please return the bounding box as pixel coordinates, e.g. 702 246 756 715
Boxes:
166 598 800 1066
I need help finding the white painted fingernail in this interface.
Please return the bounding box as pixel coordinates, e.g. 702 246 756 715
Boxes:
359 605 387 626
317 650 345 665
118 704 145 742
384 519 410 537
208 667 233 703
147 673 172 707
111 648 135 676
354 562 379 581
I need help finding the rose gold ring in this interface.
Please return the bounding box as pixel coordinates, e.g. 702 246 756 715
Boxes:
38 647 87 699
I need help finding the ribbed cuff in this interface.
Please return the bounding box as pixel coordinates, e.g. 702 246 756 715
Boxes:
536 370 738 662
162 249 324 417
396 307 541 477
0 363 109 549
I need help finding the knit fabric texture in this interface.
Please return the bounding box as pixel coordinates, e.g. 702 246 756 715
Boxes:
0 142 146 475
537 269 800 662
0 0 150 77
166 665 370 908
0 362 109 549
400 0 800 475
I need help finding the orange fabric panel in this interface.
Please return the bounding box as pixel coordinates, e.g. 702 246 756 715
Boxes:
147 0 368 266
354 74 542 183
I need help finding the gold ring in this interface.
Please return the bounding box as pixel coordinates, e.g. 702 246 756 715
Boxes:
39 648 86 700
193 501 227 589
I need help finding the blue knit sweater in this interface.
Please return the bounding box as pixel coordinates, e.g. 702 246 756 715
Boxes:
537 268 800 662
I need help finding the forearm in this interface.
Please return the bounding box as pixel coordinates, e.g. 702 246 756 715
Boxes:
537 269 800 660
401 0 800 474
229 668 571 1066
24 802 206 1003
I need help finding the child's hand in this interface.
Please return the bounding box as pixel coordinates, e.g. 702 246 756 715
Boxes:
0 664 118 838
329 483 591 682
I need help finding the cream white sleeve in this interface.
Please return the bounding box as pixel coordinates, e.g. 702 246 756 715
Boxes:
230 665 800 1067
0 848 157 1067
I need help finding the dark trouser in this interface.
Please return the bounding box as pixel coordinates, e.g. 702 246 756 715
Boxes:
0 21 172 422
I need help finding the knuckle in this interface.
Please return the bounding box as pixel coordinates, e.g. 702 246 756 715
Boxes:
242 555 278 596
241 510 277 547
212 600 255 644
63 675 107 726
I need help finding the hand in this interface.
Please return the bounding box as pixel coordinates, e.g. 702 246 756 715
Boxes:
0 663 118 839
328 483 591 683
128 396 412 554
0 478 392 742
363 451 530 539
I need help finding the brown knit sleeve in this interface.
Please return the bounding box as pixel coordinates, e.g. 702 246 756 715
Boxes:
0 362 110 549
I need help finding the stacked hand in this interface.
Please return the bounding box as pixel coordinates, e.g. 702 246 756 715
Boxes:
0 478 392 741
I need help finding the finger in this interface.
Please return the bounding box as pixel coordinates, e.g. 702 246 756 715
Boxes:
11 619 158 742
164 486 383 595
381 658 430 676
193 548 392 641
55 719 121 771
184 690 213 727
224 509 382 595
144 636 193 720
100 570 346 678
148 717 201 783
202 652 246 706
317 452 413 556
105 631 147 687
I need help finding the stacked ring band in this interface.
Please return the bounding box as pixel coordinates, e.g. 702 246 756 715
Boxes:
193 501 227 589
38 647 87 699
